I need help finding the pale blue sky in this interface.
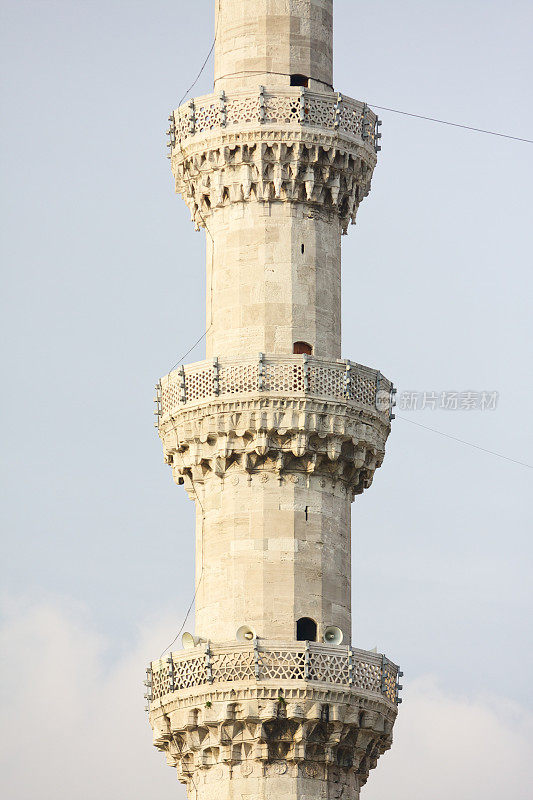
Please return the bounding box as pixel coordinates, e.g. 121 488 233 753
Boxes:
1 1 532 797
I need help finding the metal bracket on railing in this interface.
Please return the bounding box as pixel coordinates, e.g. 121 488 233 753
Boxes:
258 352 265 391
344 361 352 400
362 104 370 141
219 91 227 127
213 357 220 396
187 99 196 135
253 637 260 679
381 656 403 705
154 382 162 428
206 643 214 684
144 665 153 712
396 668 404 704
303 354 310 392
348 648 354 686
390 385 397 421
179 365 187 403
380 654 387 695
259 86 266 123
334 93 343 129
304 641 311 680
166 112 176 157
299 88 307 123
167 656 175 693
374 117 382 152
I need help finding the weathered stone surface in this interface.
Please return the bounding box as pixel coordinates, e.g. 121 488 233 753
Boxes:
161 395 388 496
172 130 375 233
214 0 334 93
150 682 397 800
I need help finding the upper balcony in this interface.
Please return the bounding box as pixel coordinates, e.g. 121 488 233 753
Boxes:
168 87 381 154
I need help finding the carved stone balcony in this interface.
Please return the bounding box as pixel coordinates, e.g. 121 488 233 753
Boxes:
157 354 393 421
167 88 381 231
146 642 401 796
156 355 394 496
169 88 380 152
146 641 401 709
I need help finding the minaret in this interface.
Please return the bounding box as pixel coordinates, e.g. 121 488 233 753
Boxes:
146 3 401 798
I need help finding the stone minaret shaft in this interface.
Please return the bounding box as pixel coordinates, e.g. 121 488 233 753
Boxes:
207 1 339 363
214 0 333 94
148 3 401 799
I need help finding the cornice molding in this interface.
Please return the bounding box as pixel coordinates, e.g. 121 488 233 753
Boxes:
150 688 396 794
171 133 376 233
159 396 389 498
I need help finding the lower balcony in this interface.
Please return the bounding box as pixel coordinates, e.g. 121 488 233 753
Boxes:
145 641 402 710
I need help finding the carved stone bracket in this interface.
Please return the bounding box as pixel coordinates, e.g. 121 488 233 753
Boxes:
171 130 375 233
150 686 396 797
159 396 389 499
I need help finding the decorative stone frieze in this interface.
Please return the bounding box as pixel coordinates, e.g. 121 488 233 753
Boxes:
149 682 397 799
157 354 392 420
170 88 379 151
160 396 389 498
147 642 401 705
171 132 375 233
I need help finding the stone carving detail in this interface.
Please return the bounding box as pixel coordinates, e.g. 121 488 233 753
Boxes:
267 760 288 775
159 395 389 497
149 689 396 797
171 88 379 151
147 642 401 705
210 649 256 683
158 354 392 420
172 135 375 233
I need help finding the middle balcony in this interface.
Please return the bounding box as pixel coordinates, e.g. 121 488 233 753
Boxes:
156 354 394 497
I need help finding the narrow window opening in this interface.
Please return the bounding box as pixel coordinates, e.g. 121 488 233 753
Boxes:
301 243 305 254
296 617 317 642
290 74 309 88
321 704 330 723
293 341 312 355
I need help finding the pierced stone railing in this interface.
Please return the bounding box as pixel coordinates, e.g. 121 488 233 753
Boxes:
156 354 394 424
168 87 381 152
145 642 402 709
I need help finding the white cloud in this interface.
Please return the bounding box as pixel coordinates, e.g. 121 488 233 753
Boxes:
1 598 531 800
364 676 533 800
0 596 183 799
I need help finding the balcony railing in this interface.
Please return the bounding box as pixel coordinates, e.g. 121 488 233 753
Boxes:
156 354 394 424
168 87 381 152
145 641 402 709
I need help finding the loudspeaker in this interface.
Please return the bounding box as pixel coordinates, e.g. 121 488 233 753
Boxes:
182 632 204 650
323 626 343 645
236 625 255 642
